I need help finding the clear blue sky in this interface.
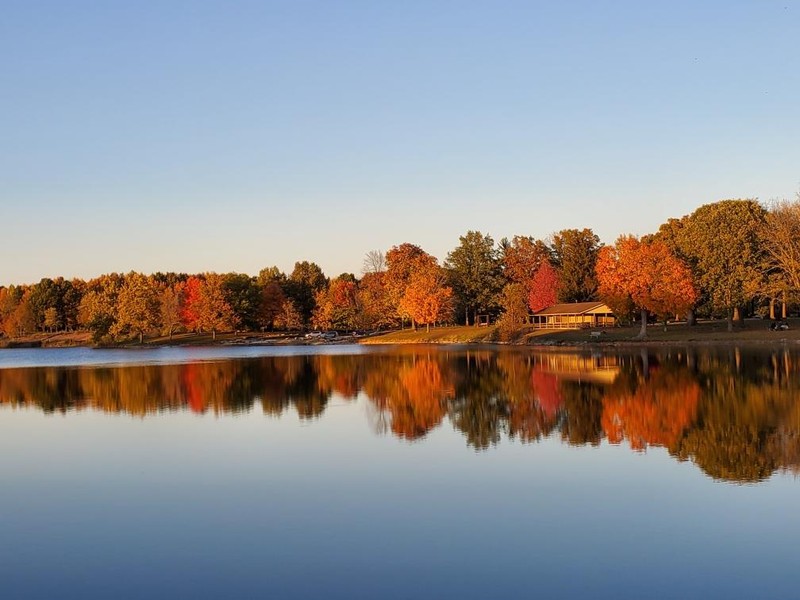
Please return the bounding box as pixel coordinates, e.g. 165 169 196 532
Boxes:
2 0 799 285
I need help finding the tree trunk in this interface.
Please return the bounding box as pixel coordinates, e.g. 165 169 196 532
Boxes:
782 290 788 319
426 323 430 333
465 307 469 327
636 308 648 339
212 329 217 341
139 331 143 344
770 298 776 320
687 308 696 326
727 308 734 332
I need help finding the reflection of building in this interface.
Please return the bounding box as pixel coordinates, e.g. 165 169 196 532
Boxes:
529 302 616 329
533 352 621 385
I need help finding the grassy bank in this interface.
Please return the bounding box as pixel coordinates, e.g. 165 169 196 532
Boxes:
362 319 800 346
359 325 499 344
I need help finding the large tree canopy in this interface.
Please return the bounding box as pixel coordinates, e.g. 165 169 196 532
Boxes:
596 236 697 338
445 231 503 325
550 228 601 303
682 199 766 329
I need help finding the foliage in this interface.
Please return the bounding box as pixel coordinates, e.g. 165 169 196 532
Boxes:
596 236 697 337
550 228 601 302
195 273 239 339
112 272 160 343
399 255 453 331
286 261 328 325
385 243 427 326
259 282 286 330
528 261 559 313
221 273 261 330
681 199 767 327
159 284 184 339
761 197 800 295
445 231 503 324
312 276 359 330
500 236 551 290
496 283 529 341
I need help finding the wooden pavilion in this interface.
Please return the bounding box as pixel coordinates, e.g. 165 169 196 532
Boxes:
529 301 616 329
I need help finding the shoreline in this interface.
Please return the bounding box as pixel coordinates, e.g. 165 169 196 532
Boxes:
2 324 799 352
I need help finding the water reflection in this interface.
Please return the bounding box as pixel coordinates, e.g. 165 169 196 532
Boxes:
2 347 800 483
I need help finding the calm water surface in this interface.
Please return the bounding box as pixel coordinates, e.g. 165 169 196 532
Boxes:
1 344 798 599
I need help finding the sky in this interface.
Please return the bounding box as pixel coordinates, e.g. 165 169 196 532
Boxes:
2 0 799 286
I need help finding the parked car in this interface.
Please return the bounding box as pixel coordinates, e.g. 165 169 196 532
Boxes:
321 331 338 340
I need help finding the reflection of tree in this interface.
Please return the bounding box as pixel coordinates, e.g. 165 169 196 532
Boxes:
560 381 604 446
363 353 452 440
673 354 800 482
602 368 700 452
3 348 800 483
449 352 507 449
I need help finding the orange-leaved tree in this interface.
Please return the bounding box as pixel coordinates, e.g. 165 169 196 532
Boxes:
596 236 697 339
399 255 453 332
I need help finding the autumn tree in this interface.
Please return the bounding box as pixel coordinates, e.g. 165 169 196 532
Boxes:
196 273 238 340
274 298 303 331
312 276 359 330
500 235 551 291
550 228 600 302
761 196 800 313
596 236 697 339
355 271 393 330
160 283 184 340
445 231 503 325
528 260 559 313
78 274 121 341
399 255 453 332
682 199 767 330
112 272 160 343
2 290 35 337
259 282 286 331
496 283 529 341
385 243 428 327
43 307 58 332
180 276 204 332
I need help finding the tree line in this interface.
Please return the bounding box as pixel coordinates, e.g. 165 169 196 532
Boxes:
2 196 799 342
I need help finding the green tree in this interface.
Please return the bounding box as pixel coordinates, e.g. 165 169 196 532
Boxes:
550 228 601 302
257 266 287 287
445 231 503 325
286 261 328 325
222 273 261 330
682 199 767 331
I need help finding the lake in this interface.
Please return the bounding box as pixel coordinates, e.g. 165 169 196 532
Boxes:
1 344 798 599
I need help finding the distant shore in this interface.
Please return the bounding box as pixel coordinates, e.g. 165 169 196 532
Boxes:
2 319 799 350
